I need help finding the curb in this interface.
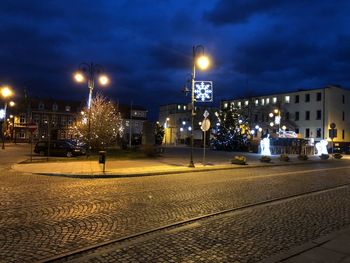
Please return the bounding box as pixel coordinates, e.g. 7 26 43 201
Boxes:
258 225 350 263
30 160 331 179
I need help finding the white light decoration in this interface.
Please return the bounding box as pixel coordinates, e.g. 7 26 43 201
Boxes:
275 116 281 125
270 122 274 127
0 109 4 120
216 122 220 126
269 113 274 118
315 139 328 155
255 125 260 129
282 125 287 130
251 130 255 135
182 121 186 125
180 127 184 132
188 126 192 131
194 81 213 102
238 119 242 124
260 135 271 156
258 127 262 132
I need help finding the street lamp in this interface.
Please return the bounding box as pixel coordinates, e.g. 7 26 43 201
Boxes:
74 63 109 156
188 45 210 168
0 86 15 149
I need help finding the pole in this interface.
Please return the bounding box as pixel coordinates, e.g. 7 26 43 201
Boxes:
129 101 132 148
2 102 7 149
30 131 33 162
189 46 196 168
203 130 206 166
87 63 94 158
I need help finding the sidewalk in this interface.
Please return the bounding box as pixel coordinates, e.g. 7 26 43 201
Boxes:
260 225 350 263
11 150 330 178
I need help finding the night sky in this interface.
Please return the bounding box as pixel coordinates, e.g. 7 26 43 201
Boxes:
1 1 350 119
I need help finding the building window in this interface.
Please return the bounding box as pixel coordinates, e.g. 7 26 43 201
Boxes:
19 132 26 139
244 100 249 106
316 92 322 101
52 104 58 111
285 112 290 120
316 110 321 120
177 105 181 110
261 98 265 106
329 129 337 138
255 99 258 106
266 98 270 104
39 103 45 110
223 103 228 109
295 95 299 103
238 101 241 108
305 111 310 120
343 111 345 121
295 128 299 134
343 95 345 104
342 129 345 140
20 114 26 124
65 106 71 112
316 128 321 138
261 113 264 122
306 128 310 138
33 114 39 124
285 96 290 103
295 111 299 121
183 105 187 110
254 114 258 122
305 94 310 102
272 97 277 104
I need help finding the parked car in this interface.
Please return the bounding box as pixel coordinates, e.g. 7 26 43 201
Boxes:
34 140 86 157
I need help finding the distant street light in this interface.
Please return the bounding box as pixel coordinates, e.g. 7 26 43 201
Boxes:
0 86 15 149
188 45 210 168
74 63 109 156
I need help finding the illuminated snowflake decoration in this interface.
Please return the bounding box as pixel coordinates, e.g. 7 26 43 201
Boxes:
194 81 213 102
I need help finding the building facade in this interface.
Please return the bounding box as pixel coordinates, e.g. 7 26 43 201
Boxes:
221 85 350 143
159 103 219 145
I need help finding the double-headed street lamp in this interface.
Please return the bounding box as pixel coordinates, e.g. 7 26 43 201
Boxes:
74 63 109 156
0 86 15 149
188 45 210 167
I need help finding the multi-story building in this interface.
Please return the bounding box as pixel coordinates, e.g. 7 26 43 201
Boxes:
159 103 219 145
11 97 83 141
118 104 148 145
221 85 350 144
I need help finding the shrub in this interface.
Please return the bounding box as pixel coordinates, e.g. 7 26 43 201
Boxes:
279 154 290 162
320 154 329 160
298 154 308 161
333 153 343 159
260 156 271 163
231 155 247 165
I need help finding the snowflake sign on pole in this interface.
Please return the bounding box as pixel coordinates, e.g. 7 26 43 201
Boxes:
194 81 213 102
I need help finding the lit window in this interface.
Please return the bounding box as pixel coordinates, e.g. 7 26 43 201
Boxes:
285 96 290 103
273 97 277 104
245 101 249 106
238 101 241 108
261 98 265 105
177 105 181 110
255 99 258 106
183 105 187 110
266 98 270 104
224 103 228 109
231 102 235 107
65 106 71 112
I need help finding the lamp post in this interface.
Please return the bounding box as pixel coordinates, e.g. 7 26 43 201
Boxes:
188 45 210 168
0 86 14 149
74 63 109 157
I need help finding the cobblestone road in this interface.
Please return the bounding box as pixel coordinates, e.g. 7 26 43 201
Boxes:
1 159 350 262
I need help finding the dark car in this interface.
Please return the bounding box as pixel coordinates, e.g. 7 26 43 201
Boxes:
34 140 86 157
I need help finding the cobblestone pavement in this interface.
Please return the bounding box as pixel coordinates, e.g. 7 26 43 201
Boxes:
62 186 350 263
1 159 350 262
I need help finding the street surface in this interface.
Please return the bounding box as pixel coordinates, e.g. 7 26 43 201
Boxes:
1 144 350 262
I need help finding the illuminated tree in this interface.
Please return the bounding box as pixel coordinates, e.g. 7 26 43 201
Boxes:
210 106 251 151
73 94 123 150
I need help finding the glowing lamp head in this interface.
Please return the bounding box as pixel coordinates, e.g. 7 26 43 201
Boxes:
9 101 15 107
269 113 274 118
99 75 109 85
270 122 274 127
1 86 13 98
282 125 287 130
274 109 279 114
197 55 210 70
74 72 84 82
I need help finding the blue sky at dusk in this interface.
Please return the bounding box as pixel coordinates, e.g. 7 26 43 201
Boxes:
1 0 350 119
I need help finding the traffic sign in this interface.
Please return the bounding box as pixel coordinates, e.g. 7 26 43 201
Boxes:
201 119 211 131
